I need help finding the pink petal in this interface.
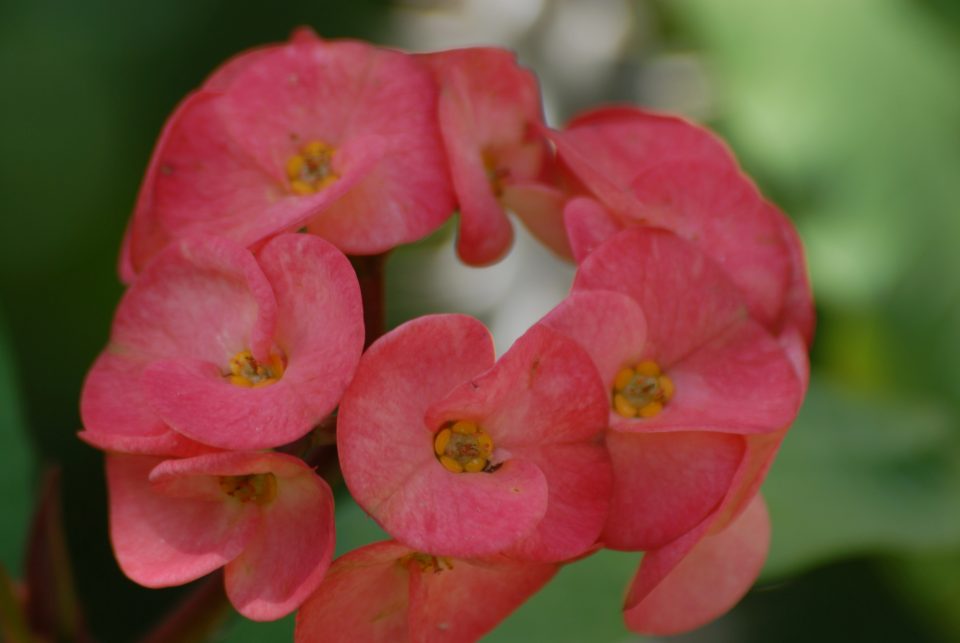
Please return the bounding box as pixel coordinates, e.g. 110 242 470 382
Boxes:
257 231 364 411
574 227 744 366
563 196 622 263
295 541 412 643
408 555 558 642
423 48 546 266
224 458 336 620
426 324 608 447
106 454 259 587
501 181 572 260
445 125 513 265
637 320 801 434
504 442 611 562
340 314 550 557
625 161 790 328
539 289 647 390
141 358 320 450
218 39 454 254
81 351 178 449
372 459 549 558
134 234 360 451
562 106 738 174
112 235 276 365
623 494 770 635
601 431 744 551
78 427 212 458
570 228 801 434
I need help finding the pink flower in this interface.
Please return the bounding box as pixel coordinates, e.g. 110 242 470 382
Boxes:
120 29 454 282
81 233 363 452
294 540 557 642
337 314 611 561
107 451 334 620
541 227 803 633
420 48 569 264
550 106 814 344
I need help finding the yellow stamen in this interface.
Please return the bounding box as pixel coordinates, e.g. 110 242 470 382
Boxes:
439 455 464 474
614 367 635 391
452 420 478 435
611 360 673 419
226 350 285 388
613 393 638 418
433 428 452 456
218 473 277 505
285 139 338 195
636 360 661 377
434 420 495 474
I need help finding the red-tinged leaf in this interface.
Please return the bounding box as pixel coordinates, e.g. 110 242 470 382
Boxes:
24 468 92 643
0 565 33 643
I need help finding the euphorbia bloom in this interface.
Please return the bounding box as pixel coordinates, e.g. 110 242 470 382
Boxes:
338 314 611 561
295 540 557 642
120 28 454 281
541 227 803 633
81 233 363 452
549 106 814 344
421 48 569 264
107 451 334 620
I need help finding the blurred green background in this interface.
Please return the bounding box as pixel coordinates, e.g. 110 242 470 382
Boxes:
2 0 959 641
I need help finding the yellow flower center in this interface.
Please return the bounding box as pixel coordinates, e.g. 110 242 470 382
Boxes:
225 350 285 388
218 473 277 505
612 360 675 419
286 140 338 195
433 420 494 473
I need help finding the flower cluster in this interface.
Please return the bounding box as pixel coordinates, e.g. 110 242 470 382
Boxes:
81 28 812 640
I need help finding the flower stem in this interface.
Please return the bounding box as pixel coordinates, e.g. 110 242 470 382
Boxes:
349 253 388 350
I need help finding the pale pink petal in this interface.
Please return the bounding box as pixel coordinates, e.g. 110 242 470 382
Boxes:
295 542 412 643
408 555 558 642
81 351 175 445
225 459 335 620
504 442 611 562
574 228 744 365
113 235 276 365
218 39 454 254
562 106 738 175
141 358 319 450
339 315 496 508
423 48 546 266
78 428 212 458
373 459 549 558
259 232 364 424
501 181 572 260
445 126 513 265
563 196 622 263
539 290 647 390
123 90 281 277
601 431 744 551
426 324 608 447
106 455 258 587
623 494 770 635
632 320 801 434
625 161 789 328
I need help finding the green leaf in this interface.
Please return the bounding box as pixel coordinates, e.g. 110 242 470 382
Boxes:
0 315 34 576
762 382 960 578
